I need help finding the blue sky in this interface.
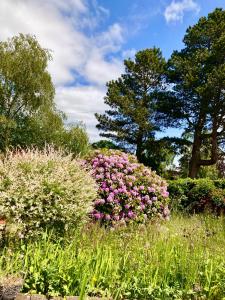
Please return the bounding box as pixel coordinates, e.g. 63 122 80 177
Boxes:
0 0 224 141
99 0 224 58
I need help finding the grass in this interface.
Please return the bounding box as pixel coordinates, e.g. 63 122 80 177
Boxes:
0 214 225 299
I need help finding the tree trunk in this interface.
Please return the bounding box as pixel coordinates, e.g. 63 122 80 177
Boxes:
188 133 201 178
188 112 206 178
136 131 144 162
199 120 218 166
188 115 219 178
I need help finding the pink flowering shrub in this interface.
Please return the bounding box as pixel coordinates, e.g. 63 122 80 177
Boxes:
85 149 170 225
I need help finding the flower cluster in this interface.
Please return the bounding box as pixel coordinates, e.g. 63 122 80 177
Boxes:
85 150 170 224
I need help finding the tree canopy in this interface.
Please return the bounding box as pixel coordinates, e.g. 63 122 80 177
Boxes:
95 48 166 162
165 8 225 178
0 33 55 151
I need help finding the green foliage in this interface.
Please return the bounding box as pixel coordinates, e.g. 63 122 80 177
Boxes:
10 108 66 149
0 215 225 299
140 138 176 176
0 148 97 238
198 165 220 180
57 124 90 157
95 48 166 161
0 34 55 152
92 140 120 150
168 178 225 213
160 8 225 177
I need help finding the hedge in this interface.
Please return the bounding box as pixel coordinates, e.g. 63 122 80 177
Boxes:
168 178 225 214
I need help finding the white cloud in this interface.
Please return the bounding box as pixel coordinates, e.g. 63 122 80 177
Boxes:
164 0 200 23
122 48 136 59
56 86 108 141
83 50 123 85
50 0 88 13
0 0 125 141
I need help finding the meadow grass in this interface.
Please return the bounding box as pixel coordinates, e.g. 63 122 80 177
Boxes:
0 214 225 299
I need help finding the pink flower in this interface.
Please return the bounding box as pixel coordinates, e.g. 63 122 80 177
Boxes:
162 191 169 198
127 210 135 218
101 182 107 188
148 187 155 193
121 186 127 193
94 199 101 205
143 195 150 201
139 185 145 191
107 196 114 203
105 214 111 220
130 190 137 196
140 203 145 210
93 213 102 219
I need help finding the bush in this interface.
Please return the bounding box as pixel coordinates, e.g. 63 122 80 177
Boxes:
0 148 97 238
84 149 170 225
168 178 225 214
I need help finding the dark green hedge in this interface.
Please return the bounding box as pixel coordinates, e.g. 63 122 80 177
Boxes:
168 178 225 214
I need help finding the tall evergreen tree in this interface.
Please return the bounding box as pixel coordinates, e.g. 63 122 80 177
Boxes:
95 48 166 162
159 8 225 178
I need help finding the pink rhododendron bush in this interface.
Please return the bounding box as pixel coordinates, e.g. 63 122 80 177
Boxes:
85 150 170 225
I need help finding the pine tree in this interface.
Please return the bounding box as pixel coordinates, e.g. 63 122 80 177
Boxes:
95 48 166 162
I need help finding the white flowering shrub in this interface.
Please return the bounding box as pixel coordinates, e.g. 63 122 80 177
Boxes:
0 148 97 238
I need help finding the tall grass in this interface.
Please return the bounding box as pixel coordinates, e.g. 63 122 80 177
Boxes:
0 214 225 299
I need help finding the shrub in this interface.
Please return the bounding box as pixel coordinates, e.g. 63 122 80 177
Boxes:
0 148 97 238
84 149 170 225
168 178 225 214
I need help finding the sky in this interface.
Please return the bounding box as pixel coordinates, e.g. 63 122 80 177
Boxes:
0 0 224 141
